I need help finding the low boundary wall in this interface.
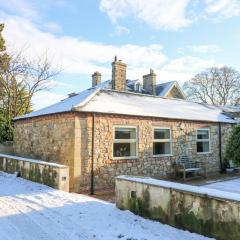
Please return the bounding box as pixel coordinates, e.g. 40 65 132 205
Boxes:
0 142 13 154
116 176 240 240
0 154 69 192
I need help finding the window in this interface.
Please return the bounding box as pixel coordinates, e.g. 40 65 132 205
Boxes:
135 83 141 92
113 127 137 159
153 128 172 156
197 129 210 153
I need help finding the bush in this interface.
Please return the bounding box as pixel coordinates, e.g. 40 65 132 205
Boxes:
225 125 240 167
0 117 13 143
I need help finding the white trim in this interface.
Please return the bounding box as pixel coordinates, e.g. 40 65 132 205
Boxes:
196 128 211 154
152 127 172 157
112 125 138 160
164 81 186 99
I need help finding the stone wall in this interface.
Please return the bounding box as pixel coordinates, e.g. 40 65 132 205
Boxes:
14 113 78 191
0 154 69 191
78 113 233 191
0 141 14 154
14 112 233 192
115 176 240 240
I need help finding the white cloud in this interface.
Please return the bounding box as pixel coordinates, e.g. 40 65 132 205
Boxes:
1 14 218 100
188 45 221 53
178 44 221 54
44 21 62 33
163 56 216 73
0 0 37 19
32 91 66 110
100 0 240 31
100 0 191 30
111 25 130 36
1 15 167 80
205 0 240 18
158 56 216 83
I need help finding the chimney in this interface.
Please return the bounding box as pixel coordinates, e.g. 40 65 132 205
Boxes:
112 56 127 91
92 71 101 87
143 69 156 95
68 92 77 98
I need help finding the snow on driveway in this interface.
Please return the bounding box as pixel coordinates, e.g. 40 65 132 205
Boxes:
0 172 212 240
204 177 240 194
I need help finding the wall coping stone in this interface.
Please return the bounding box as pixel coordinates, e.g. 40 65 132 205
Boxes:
116 175 240 202
0 154 67 168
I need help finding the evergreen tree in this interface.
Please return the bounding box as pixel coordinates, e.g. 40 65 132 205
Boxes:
225 125 240 167
0 24 30 142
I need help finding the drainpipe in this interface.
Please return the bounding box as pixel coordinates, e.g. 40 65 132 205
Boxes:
218 122 223 172
90 112 95 195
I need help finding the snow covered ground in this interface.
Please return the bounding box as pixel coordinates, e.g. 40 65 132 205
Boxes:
204 177 240 194
0 172 212 240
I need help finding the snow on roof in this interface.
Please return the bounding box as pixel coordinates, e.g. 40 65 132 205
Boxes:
14 87 99 120
215 105 240 113
76 90 236 123
15 88 236 123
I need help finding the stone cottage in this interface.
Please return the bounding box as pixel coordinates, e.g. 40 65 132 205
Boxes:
13 58 236 192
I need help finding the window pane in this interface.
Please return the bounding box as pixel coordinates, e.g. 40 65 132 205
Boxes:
154 129 170 139
115 128 136 139
113 142 136 157
197 142 209 153
197 130 209 140
153 142 171 155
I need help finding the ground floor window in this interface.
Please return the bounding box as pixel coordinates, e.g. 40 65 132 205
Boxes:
197 129 210 153
153 128 172 156
113 126 137 159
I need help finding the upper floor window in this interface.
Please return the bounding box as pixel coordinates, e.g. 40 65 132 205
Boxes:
153 128 172 156
113 126 137 159
197 129 210 153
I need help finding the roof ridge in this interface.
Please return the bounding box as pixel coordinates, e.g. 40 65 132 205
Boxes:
99 88 192 103
72 88 100 110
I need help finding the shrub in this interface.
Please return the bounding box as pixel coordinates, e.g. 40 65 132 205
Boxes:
225 125 240 167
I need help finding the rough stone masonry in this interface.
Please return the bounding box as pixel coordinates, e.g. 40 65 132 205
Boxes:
14 111 233 192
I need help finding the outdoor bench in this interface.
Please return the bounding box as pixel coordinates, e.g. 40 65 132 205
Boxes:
174 155 207 181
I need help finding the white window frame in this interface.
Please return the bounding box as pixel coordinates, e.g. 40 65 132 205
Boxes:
196 128 211 154
112 125 138 160
153 127 173 157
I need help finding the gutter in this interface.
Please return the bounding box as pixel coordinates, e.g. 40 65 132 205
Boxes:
218 122 223 172
90 112 96 195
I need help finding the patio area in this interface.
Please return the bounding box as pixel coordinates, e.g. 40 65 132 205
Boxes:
91 172 240 202
182 172 240 192
202 176 240 194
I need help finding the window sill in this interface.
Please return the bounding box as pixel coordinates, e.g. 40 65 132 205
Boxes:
153 154 173 157
112 156 138 160
196 152 211 155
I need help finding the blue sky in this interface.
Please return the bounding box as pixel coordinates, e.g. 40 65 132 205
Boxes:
0 0 240 109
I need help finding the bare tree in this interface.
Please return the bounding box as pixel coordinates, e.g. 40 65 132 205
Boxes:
183 66 240 106
0 51 60 118
0 23 61 141
0 51 60 141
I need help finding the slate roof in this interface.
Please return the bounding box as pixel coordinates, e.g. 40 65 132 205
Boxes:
92 79 184 97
